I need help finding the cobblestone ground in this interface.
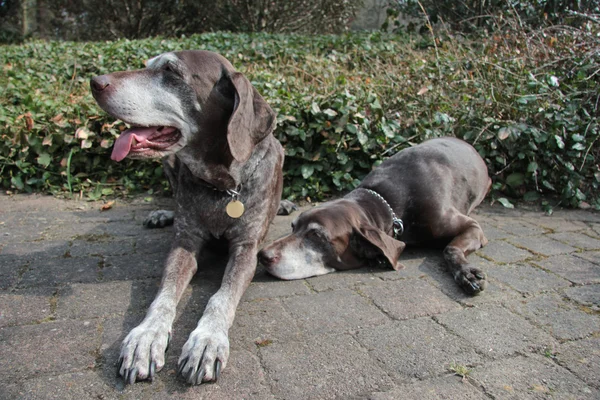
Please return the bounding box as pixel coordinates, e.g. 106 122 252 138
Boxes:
1 194 599 399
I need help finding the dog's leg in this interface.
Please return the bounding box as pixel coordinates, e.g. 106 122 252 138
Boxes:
178 240 257 385
143 156 178 229
144 210 175 228
440 210 488 295
118 238 202 383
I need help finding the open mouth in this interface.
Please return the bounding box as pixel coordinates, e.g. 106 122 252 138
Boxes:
111 125 182 161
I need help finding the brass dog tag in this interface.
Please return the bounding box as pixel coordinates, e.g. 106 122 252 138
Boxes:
226 200 245 218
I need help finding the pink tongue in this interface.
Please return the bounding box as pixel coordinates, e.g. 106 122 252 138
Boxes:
111 127 158 162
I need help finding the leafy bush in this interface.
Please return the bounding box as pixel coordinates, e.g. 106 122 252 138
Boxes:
385 0 600 32
0 29 598 208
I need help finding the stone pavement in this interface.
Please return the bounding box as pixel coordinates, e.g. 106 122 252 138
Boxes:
1 194 599 400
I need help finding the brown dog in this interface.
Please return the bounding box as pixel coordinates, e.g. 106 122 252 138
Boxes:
91 51 283 385
259 137 491 294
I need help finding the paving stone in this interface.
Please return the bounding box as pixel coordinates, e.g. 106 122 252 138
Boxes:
0 319 100 381
535 255 600 284
5 371 117 400
489 218 547 237
19 256 101 288
283 289 388 335
532 217 589 232
1 240 71 259
488 263 571 294
563 284 600 310
372 249 445 281
103 253 168 281
507 293 600 340
575 251 600 266
476 240 533 264
261 334 393 399
69 237 135 258
231 297 302 348
478 223 512 241
551 209 600 223
134 233 172 255
56 280 157 320
160 349 273 400
548 232 600 250
471 354 598 399
360 278 460 320
356 318 484 382
507 235 577 256
0 287 54 327
435 305 557 357
305 269 380 291
368 376 487 400
44 222 109 241
557 336 600 389
0 253 28 289
0 221 47 243
419 255 520 306
243 279 311 300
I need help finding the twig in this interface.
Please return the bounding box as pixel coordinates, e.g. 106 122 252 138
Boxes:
417 0 442 81
579 121 596 171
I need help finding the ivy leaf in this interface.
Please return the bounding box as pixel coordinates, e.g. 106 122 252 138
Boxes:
36 153 52 168
301 164 314 179
323 108 337 117
11 176 24 190
554 135 565 149
357 129 368 145
497 197 514 209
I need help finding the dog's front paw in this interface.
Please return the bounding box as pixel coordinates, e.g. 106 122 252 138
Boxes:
143 210 174 229
277 199 298 216
454 266 487 295
178 324 229 385
118 322 171 384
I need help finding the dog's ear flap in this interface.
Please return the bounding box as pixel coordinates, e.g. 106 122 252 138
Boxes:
220 71 275 163
351 226 406 271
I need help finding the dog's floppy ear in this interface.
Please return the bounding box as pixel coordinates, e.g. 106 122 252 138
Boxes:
351 226 406 271
217 71 275 163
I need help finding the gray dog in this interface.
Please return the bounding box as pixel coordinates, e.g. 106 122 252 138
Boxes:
91 51 283 385
259 137 491 295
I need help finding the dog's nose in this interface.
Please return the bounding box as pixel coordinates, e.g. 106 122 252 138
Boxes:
257 249 278 267
90 75 111 93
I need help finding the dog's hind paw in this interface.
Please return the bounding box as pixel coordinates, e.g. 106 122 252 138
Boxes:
277 200 298 216
143 210 174 229
454 266 487 295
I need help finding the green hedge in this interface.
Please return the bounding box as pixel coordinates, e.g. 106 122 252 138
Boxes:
1 31 598 208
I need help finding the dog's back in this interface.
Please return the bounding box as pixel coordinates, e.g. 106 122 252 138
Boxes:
360 137 491 242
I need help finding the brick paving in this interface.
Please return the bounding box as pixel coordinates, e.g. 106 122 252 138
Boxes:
0 194 599 399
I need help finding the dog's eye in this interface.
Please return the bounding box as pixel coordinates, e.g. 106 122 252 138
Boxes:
164 62 181 77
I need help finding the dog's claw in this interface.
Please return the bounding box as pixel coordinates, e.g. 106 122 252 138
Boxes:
177 358 187 377
186 366 196 384
470 281 480 292
116 357 124 378
166 332 171 353
194 369 206 385
128 367 137 385
149 361 156 381
215 360 222 381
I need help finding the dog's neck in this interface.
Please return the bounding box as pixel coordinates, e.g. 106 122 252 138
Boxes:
176 133 273 192
345 188 405 237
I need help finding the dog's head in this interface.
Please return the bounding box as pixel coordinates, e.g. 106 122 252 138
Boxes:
258 199 405 280
90 51 275 171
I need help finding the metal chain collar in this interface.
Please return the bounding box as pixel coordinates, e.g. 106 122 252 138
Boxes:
362 188 404 239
